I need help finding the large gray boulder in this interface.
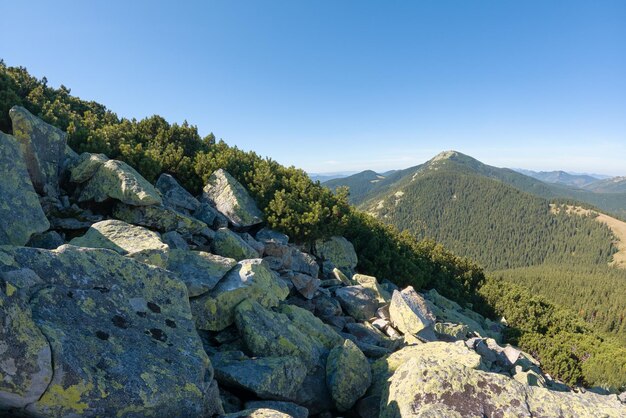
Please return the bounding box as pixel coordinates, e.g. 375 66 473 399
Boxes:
213 351 307 401
191 259 289 331
0 245 220 417
155 173 200 212
326 339 371 412
113 203 209 235
165 249 236 297
0 131 50 246
389 286 435 336
313 236 358 277
76 157 162 206
9 106 66 196
212 227 260 261
202 169 263 228
335 285 379 321
70 219 169 255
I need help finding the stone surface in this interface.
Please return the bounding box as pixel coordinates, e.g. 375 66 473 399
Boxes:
353 273 390 304
213 351 307 401
165 249 236 297
0 131 50 246
335 286 379 321
235 300 326 370
279 304 344 349
27 230 64 250
326 339 372 412
256 228 289 245
313 236 358 277
193 201 228 229
202 168 264 228
389 286 435 336
70 219 169 255
245 401 308 418
161 230 189 250
434 322 469 340
77 159 162 206
155 173 200 212
69 152 109 183
291 272 321 299
224 408 292 418
0 276 52 409
10 105 66 196
192 259 289 331
212 227 260 261
113 202 209 235
1 245 219 417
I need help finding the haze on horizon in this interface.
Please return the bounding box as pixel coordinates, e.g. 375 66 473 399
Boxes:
1 1 624 175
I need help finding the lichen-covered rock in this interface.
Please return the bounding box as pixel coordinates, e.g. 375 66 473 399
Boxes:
70 219 169 255
389 286 435 335
192 259 289 331
161 231 189 250
245 401 308 418
212 227 260 261
27 231 65 250
202 169 263 228
69 152 109 183
224 408 292 418
165 249 236 297
353 273 390 304
9 105 66 196
256 228 289 245
113 203 209 235
0 131 50 246
335 285 379 321
290 272 321 299
0 275 52 410
313 236 358 277
193 201 228 229
0 245 219 417
155 173 200 212
77 159 162 206
434 322 469 340
213 351 307 401
235 300 326 369
326 339 371 411
278 304 344 349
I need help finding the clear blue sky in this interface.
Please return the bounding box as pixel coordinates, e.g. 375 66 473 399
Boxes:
1 1 625 175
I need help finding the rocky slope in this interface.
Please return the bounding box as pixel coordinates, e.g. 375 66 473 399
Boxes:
0 107 625 417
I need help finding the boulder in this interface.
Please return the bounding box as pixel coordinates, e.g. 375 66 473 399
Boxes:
245 401 308 418
290 272 321 299
335 286 379 321
161 231 189 250
0 275 53 410
332 267 352 286
165 249 236 297
239 232 266 255
289 249 320 278
389 287 435 336
113 202 209 235
278 304 344 349
353 273 390 304
224 408 292 418
70 220 169 255
256 228 289 245
313 294 343 319
434 322 469 340
345 322 392 349
212 227 260 261
0 131 49 246
212 351 307 401
9 106 66 196
234 300 326 369
326 339 371 412
193 201 228 229
313 236 358 277
155 173 200 212
77 159 162 206
69 152 108 183
192 259 289 331
27 230 65 250
1 245 219 417
293 367 334 415
202 169 263 228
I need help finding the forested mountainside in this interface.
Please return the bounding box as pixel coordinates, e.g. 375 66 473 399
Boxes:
2 62 626 409
517 169 602 188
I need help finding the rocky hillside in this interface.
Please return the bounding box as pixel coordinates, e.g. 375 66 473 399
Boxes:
1 107 625 417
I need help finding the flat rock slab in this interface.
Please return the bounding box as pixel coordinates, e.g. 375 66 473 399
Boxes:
202 168 263 228
70 219 169 255
10 105 66 196
1 245 218 417
0 132 49 246
77 159 162 206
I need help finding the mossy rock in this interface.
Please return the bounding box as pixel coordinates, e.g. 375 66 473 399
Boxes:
389 286 435 336
212 228 260 261
0 131 50 246
191 259 288 331
69 152 108 183
353 273 391 304
278 304 344 349
78 159 162 206
155 173 200 212
113 202 209 235
313 236 358 277
70 219 169 255
9 105 66 196
326 339 372 412
165 249 236 297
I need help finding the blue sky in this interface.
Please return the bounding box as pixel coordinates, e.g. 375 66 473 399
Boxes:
1 1 625 174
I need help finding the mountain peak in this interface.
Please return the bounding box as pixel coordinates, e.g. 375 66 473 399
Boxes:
431 150 461 162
